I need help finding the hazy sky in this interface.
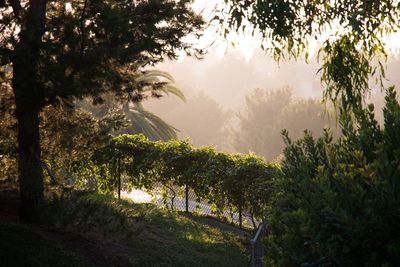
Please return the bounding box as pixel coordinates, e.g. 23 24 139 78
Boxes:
157 50 322 109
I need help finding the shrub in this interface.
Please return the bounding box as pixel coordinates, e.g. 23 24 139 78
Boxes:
264 87 400 266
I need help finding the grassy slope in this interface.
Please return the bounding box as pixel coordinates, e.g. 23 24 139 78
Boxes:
0 222 90 267
41 193 249 267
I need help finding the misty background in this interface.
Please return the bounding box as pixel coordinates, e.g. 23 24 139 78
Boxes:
141 45 400 161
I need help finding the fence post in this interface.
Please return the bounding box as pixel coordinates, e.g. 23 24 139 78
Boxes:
117 157 121 200
250 239 256 267
250 222 266 267
185 184 189 212
239 206 243 229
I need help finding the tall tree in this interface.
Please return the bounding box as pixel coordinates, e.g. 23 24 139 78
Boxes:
231 88 337 160
0 0 204 222
220 1 400 109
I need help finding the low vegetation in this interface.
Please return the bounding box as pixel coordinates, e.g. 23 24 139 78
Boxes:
41 193 249 267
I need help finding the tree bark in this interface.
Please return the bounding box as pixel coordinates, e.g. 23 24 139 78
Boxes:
12 0 47 222
14 105 43 222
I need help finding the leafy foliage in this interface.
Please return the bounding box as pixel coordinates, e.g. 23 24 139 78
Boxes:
0 0 205 221
1 0 205 104
264 87 400 266
0 85 126 192
92 134 278 222
220 0 399 110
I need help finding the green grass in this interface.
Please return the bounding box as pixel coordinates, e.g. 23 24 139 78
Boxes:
0 222 90 267
43 193 249 267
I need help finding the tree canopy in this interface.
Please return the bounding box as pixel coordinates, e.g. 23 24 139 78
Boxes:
1 0 204 104
0 0 205 221
220 0 400 109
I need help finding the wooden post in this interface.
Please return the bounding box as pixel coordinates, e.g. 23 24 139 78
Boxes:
185 184 189 212
117 157 121 200
239 206 243 229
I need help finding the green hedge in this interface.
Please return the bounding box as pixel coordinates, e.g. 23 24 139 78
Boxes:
92 134 278 224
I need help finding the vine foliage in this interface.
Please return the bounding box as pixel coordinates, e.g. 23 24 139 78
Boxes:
92 134 278 223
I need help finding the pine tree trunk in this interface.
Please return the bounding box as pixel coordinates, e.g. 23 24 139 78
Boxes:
12 0 47 222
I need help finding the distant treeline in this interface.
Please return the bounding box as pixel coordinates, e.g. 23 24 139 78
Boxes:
145 87 340 160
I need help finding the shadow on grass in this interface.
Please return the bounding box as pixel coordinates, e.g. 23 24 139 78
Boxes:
0 222 90 267
43 193 249 267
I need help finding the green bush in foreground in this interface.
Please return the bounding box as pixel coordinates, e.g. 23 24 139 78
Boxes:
265 87 400 266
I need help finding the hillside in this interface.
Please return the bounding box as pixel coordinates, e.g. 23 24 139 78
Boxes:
0 192 249 267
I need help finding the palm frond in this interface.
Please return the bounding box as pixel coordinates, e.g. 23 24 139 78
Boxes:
79 70 185 141
123 102 178 141
136 70 176 84
137 70 186 102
